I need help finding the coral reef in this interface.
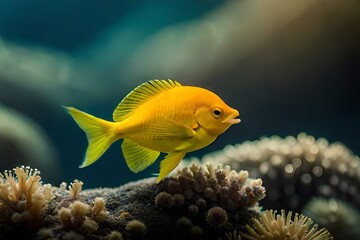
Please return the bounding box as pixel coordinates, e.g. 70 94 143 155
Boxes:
176 133 358 238
1 135 343 239
154 163 266 237
58 198 108 235
197 133 360 212
0 163 267 240
240 210 332 240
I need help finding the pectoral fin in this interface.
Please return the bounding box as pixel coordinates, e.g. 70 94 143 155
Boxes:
122 139 160 173
156 151 186 182
150 118 195 139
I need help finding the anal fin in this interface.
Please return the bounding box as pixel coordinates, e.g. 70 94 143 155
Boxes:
122 139 160 173
156 151 185 182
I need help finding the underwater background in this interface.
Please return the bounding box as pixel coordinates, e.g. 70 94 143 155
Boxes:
0 0 359 191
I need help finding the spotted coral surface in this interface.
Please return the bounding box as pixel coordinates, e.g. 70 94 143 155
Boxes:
157 163 266 212
153 163 266 238
197 133 360 212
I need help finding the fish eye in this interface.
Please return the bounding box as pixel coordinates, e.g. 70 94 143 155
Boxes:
212 108 222 118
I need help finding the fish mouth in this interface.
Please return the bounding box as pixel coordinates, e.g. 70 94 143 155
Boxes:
222 111 241 124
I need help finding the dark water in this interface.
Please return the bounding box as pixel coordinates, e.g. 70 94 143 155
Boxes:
0 0 359 189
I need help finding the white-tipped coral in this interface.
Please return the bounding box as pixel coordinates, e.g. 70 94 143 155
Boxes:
58 197 108 235
69 179 83 200
0 166 53 227
241 210 333 240
91 197 109 222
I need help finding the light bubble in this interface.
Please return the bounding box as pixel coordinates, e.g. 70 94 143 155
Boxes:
267 168 277 180
337 162 348 174
292 145 303 155
316 138 329 149
307 135 315 144
321 158 331 169
305 153 316 162
329 175 339 186
301 173 312 184
270 155 283 166
329 199 338 212
348 185 357 195
284 164 295 174
339 181 348 192
280 144 291 155
319 185 332 196
223 144 237 158
312 166 323 177
292 158 302 168
309 145 319 154
249 151 262 162
259 162 270 175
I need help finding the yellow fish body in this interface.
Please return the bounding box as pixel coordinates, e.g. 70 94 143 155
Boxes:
65 80 240 182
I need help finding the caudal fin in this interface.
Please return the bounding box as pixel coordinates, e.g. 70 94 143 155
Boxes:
64 106 119 168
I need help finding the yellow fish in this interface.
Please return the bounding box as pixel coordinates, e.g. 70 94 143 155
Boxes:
65 79 240 182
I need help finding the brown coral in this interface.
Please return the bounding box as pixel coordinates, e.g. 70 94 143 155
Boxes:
58 197 109 235
206 207 228 228
69 179 83 200
158 163 266 212
153 162 265 236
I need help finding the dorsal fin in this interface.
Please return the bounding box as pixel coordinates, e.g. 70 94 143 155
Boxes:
113 79 182 122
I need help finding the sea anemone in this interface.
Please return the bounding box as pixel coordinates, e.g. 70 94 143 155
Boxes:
302 198 360 239
190 225 204 238
175 216 193 231
241 210 332 240
219 230 242 240
125 220 147 238
108 230 123 240
206 207 228 228
154 192 173 209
